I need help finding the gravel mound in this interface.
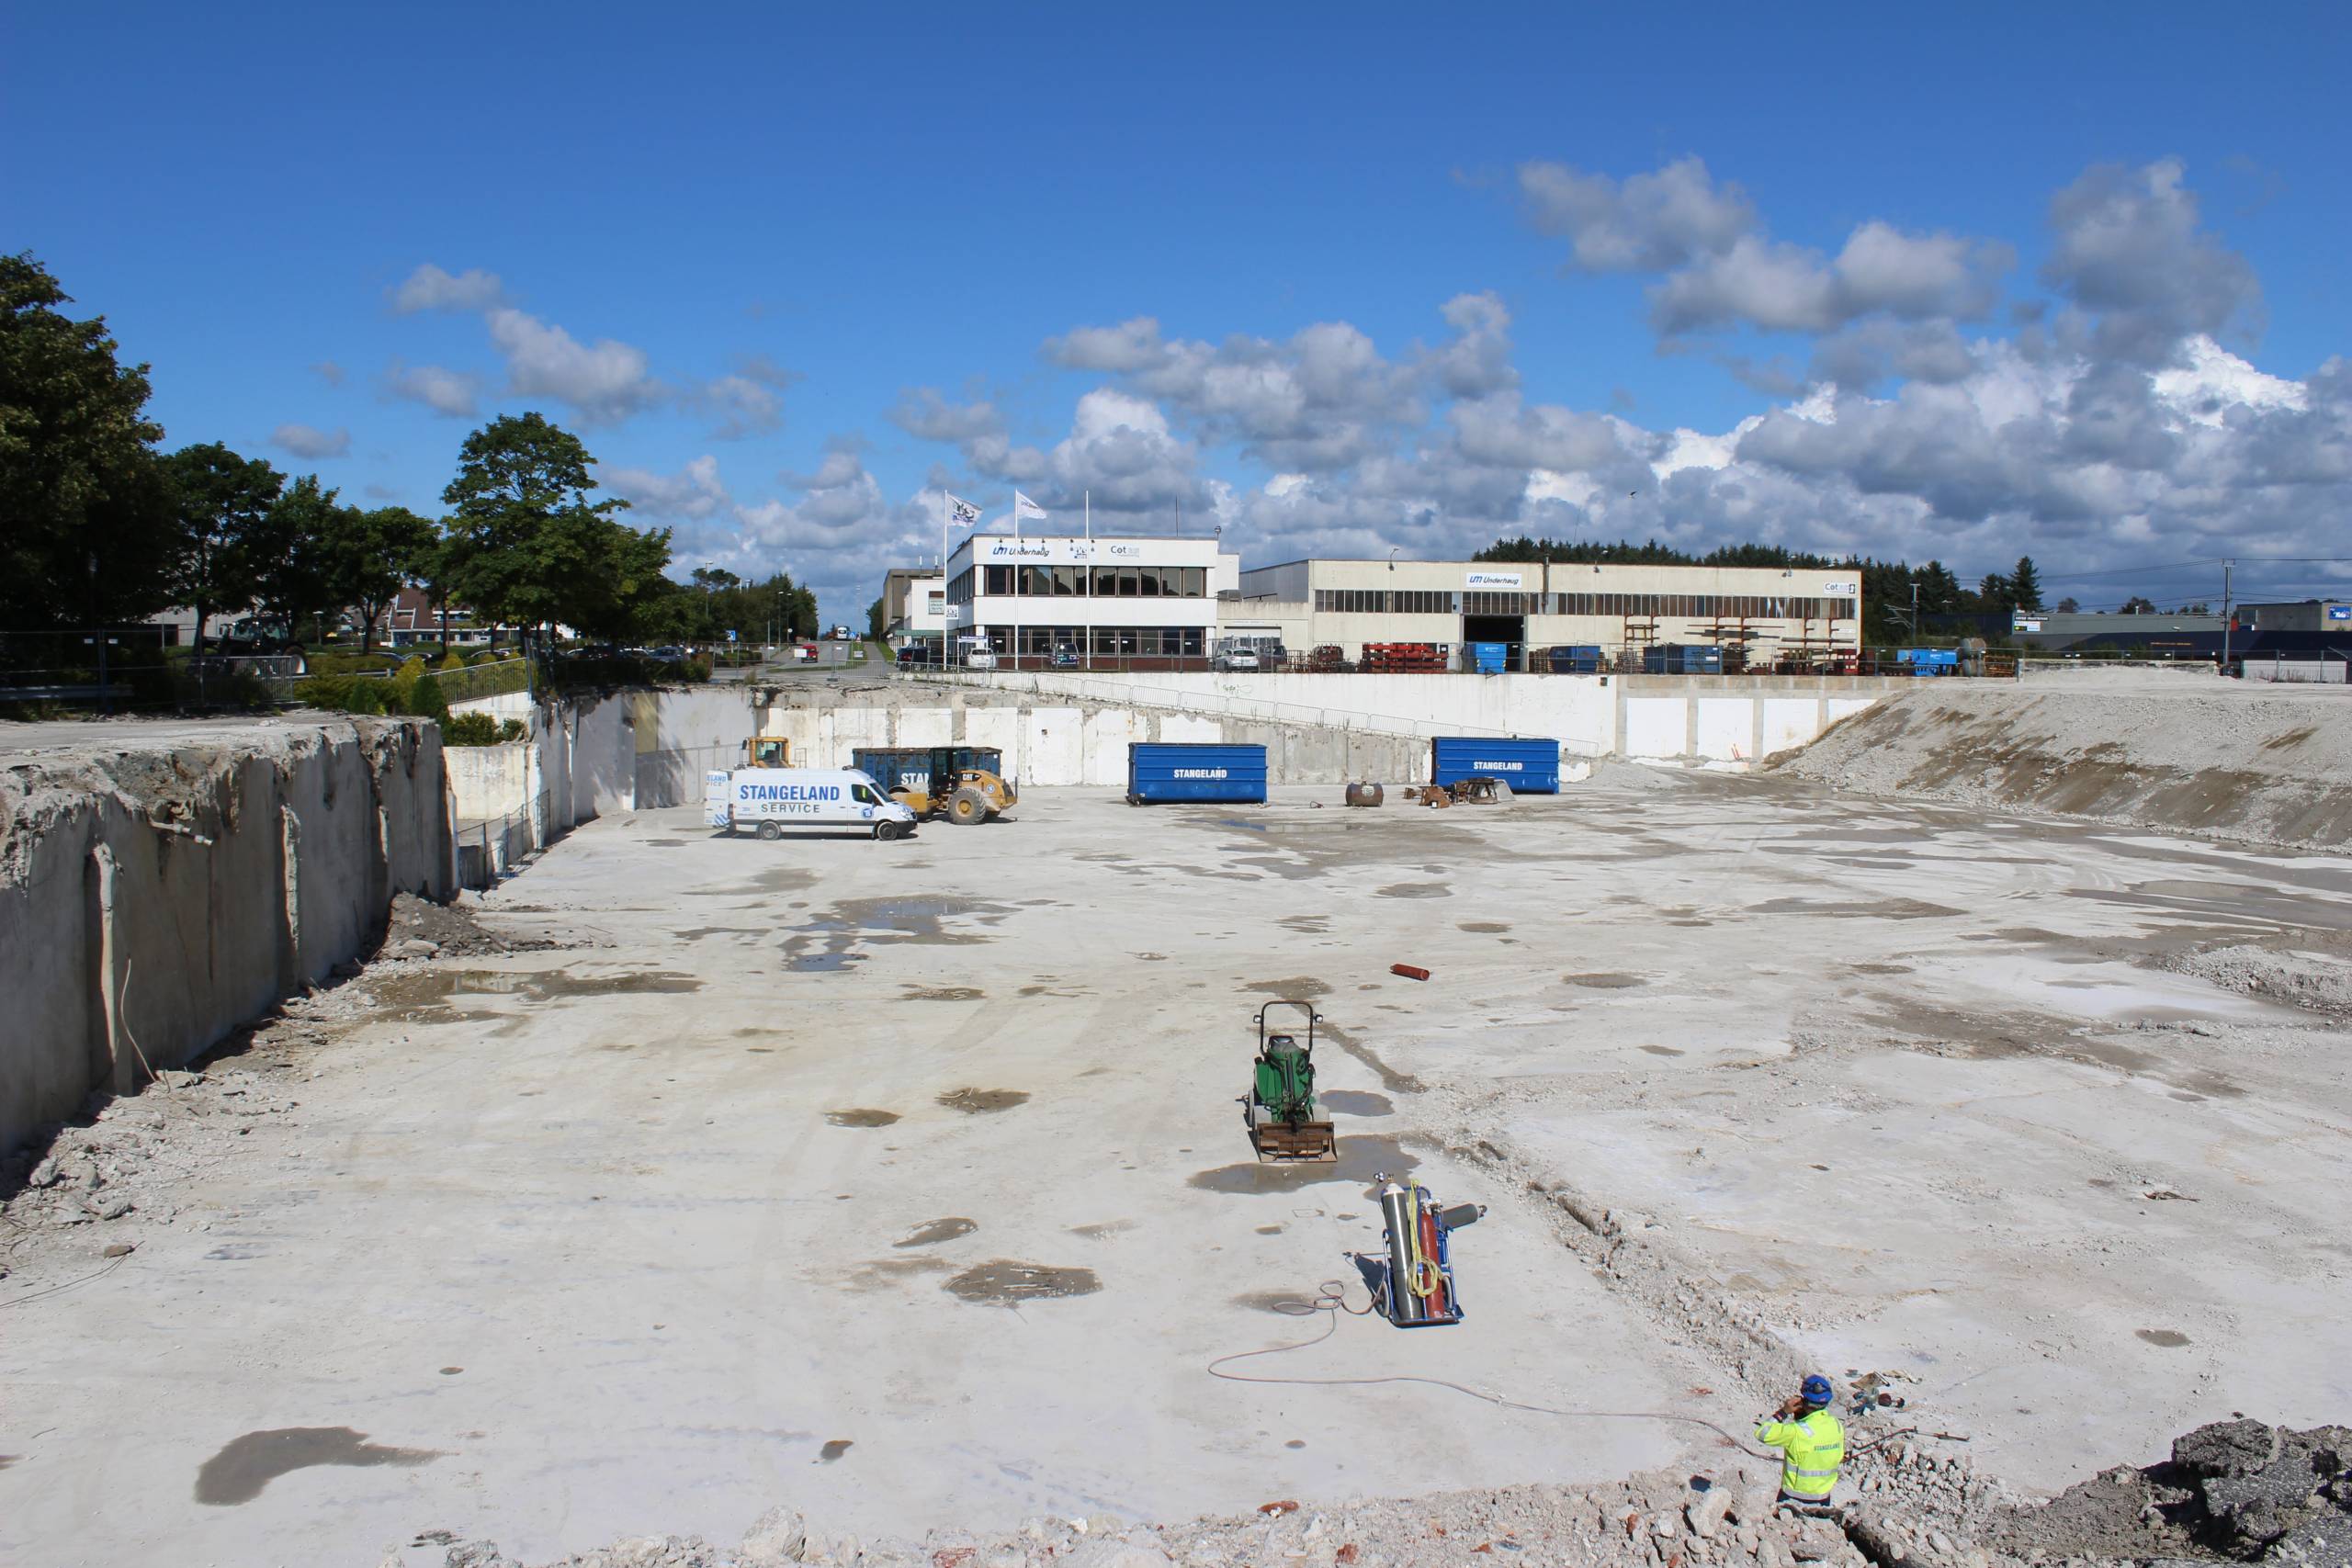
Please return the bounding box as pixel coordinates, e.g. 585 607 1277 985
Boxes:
1772 683 2352 850
2165 944 2352 1017
385 889 560 959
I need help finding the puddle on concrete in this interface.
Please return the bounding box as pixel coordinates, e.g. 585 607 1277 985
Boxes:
943 1260 1102 1305
1457 921 1512 934
677 927 769 942
194 1427 444 1506
2136 1328 2191 1348
1374 884 1449 899
826 1109 900 1128
645 839 686 847
1069 1221 1136 1241
1245 976 1330 998
900 986 987 1001
1849 963 1914 976
819 1439 854 1462
894 1217 978 1248
938 1088 1029 1113
1317 1091 1392 1118
1668 919 1713 927
1279 916 1330 933
1640 1044 1686 1056
373 969 702 1018
783 895 1012 973
1218 818 1269 833
1565 973 1645 989
1189 1135 1419 1194
1748 897 1962 920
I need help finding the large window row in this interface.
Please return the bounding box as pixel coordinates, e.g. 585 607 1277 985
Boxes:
1313 587 1857 621
973 565 1208 598
1315 589 1459 614
978 625 1207 657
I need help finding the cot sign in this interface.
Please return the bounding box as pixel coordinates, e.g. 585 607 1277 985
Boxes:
1822 581 1858 595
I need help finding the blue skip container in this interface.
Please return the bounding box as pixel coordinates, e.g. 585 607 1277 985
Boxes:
1470 641 1510 673
1430 736 1562 794
1126 742 1269 805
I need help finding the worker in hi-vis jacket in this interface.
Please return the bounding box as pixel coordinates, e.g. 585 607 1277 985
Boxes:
1756 1375 1846 1506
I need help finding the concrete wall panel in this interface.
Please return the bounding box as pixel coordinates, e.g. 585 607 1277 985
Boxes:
1623 698 1688 759
1760 698 1823 759
1695 699 1754 762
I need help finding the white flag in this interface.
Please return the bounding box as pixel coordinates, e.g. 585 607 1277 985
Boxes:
1012 491 1048 524
947 494 981 526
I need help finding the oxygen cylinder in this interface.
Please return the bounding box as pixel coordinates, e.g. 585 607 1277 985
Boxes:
1378 1180 1424 1325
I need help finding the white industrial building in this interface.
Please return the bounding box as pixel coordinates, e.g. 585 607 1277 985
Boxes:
944 533 1240 663
1228 557 1863 668
877 568 946 648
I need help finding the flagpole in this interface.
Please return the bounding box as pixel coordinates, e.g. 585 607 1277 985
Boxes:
1010 494 1020 672
941 490 951 670
1084 490 1092 672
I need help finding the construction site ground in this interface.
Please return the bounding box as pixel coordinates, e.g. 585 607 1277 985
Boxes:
5 772 2349 1565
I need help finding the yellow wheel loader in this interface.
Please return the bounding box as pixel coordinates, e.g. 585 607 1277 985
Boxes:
849 746 1018 826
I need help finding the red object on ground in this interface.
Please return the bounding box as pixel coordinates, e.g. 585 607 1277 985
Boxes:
1418 1202 1450 1319
1391 964 1430 981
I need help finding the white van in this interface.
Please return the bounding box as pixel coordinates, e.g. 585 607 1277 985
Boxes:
704 768 920 841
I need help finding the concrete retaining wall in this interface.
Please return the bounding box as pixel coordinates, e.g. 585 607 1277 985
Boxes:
752 697 1425 787
0 719 452 1153
907 670 1914 767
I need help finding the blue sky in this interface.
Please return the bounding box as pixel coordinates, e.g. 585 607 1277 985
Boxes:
9 5 2349 624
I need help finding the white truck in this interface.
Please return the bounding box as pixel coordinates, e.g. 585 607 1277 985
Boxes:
704 768 921 841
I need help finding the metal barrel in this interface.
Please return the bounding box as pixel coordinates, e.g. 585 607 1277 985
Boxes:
1379 1181 1424 1325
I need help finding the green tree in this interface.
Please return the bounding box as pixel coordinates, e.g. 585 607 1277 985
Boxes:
324 504 439 652
441 412 670 642
2009 556 2042 612
0 252 178 634
164 442 283 652
250 473 343 644
2120 595 2157 614
866 593 886 640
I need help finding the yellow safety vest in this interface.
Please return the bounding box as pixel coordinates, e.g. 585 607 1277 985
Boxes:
1755 1408 1845 1499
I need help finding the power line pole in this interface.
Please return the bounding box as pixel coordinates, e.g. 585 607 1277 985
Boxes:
2222 558 2234 672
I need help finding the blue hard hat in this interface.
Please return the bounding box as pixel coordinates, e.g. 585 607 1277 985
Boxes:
1801 1375 1834 1405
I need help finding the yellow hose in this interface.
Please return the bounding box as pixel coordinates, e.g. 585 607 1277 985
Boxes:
1404 1188 1441 1300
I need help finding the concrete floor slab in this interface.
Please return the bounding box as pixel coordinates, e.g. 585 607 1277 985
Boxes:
5 775 2349 1564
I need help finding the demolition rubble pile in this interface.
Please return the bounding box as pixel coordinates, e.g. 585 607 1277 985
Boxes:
408 1420 2349 1568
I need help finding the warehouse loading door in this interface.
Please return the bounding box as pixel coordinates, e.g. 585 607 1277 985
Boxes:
1462 613 1525 668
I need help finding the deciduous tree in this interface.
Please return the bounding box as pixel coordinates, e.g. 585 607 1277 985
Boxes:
164 442 282 651
0 253 177 633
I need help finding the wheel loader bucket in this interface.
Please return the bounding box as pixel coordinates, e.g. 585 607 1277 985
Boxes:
1252 1121 1338 1163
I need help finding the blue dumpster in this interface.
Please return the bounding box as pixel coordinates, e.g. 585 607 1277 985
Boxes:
1470 641 1509 673
1430 737 1563 794
1126 743 1269 805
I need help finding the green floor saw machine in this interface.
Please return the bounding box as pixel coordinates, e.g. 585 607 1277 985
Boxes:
1246 998 1338 1161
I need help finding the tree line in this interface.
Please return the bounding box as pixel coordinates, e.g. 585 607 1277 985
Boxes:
2 252 819 659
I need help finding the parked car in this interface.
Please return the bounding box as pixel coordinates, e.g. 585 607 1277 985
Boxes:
896 643 941 667
1213 642 1261 671
1051 642 1081 668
